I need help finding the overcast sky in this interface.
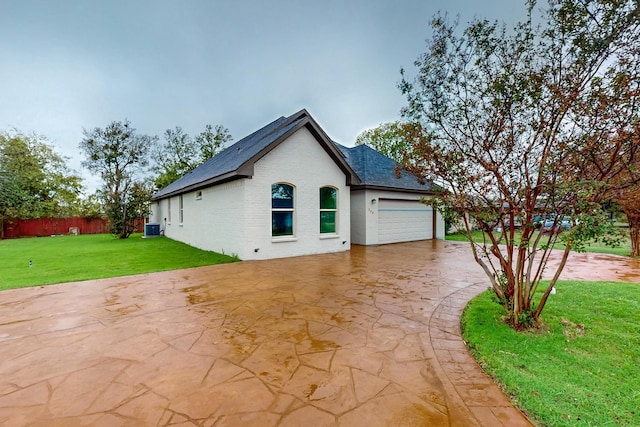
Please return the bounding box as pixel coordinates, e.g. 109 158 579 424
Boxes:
1 0 525 192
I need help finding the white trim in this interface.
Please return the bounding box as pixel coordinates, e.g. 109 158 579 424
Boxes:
272 237 298 243
319 234 339 240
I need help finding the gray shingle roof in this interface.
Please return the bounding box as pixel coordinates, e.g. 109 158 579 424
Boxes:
336 143 437 193
152 110 357 200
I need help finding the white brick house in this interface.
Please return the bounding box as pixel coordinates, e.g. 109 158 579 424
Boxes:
151 110 443 260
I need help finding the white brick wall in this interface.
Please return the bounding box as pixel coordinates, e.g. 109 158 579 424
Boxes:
243 127 350 260
152 182 245 257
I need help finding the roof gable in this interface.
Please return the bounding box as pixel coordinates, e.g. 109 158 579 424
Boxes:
152 109 358 200
337 144 438 194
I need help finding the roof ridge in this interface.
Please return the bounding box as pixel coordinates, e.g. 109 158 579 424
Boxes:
270 109 308 134
234 110 309 150
235 115 287 145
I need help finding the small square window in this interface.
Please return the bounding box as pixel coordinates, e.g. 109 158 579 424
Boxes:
196 190 202 200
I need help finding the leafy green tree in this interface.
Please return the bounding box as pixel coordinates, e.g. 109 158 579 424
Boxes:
0 166 21 238
77 192 104 219
196 124 232 161
79 120 157 239
0 131 84 222
355 121 422 163
398 0 640 328
128 181 155 219
152 124 232 189
0 166 20 210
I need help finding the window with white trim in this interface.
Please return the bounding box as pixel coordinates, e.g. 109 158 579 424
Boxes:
168 198 172 223
272 183 294 237
319 186 337 233
179 195 184 224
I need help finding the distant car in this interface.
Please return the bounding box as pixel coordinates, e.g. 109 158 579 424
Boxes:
533 215 546 229
541 216 572 233
504 219 523 229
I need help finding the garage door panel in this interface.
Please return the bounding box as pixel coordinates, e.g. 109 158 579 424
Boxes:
378 200 433 244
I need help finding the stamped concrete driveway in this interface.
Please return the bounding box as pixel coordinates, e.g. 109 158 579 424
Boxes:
1 241 637 426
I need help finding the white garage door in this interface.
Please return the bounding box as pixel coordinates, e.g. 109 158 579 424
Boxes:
378 199 433 244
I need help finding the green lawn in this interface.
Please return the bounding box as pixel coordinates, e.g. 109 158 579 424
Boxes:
446 230 633 256
462 281 640 427
0 233 239 290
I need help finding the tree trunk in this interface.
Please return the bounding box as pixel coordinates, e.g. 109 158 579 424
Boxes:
622 200 640 257
629 215 640 257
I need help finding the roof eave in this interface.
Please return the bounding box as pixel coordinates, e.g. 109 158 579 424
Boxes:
305 120 361 186
235 109 361 187
290 111 360 186
151 171 249 201
349 184 439 195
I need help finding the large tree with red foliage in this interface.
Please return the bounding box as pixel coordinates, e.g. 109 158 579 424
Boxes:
572 51 640 256
397 0 640 328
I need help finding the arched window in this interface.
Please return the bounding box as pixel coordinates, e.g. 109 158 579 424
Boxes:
320 186 337 234
272 183 294 237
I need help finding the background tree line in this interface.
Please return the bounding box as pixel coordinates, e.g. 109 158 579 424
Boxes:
1 121 232 239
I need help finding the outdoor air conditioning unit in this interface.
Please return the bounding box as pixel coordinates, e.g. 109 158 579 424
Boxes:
144 223 160 238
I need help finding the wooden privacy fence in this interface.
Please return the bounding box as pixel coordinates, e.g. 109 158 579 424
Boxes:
1 217 145 239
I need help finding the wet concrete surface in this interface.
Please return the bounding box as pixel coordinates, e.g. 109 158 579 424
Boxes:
0 240 637 426
546 250 640 283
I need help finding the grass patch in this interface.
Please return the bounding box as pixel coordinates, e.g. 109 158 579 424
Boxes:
461 281 640 426
0 233 239 290
446 230 633 256
446 230 487 242
574 239 633 256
